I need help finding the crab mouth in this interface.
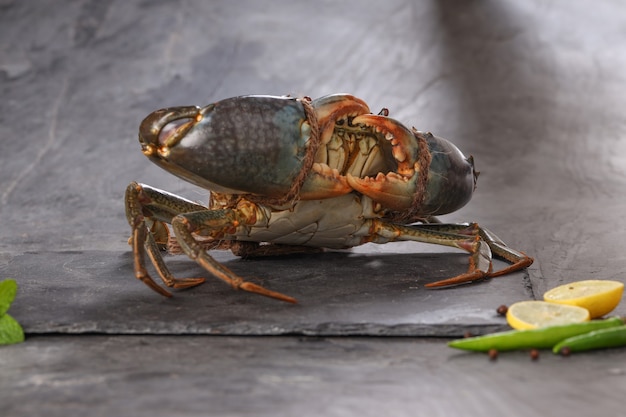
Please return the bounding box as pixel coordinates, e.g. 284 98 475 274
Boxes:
304 111 422 211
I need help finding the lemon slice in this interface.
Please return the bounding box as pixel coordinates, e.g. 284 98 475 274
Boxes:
543 280 624 319
506 301 590 330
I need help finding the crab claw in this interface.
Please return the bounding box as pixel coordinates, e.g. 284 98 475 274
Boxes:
346 171 417 210
345 114 420 211
299 163 352 199
138 97 313 198
310 93 372 152
299 94 372 200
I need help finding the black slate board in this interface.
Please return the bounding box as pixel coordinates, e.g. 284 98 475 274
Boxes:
2 248 531 337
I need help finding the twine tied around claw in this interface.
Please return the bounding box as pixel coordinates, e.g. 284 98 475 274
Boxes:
242 97 322 208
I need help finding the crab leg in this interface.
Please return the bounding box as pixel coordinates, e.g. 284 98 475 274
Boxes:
125 182 207 297
367 220 532 287
171 210 297 303
126 182 296 302
477 227 534 277
409 222 533 282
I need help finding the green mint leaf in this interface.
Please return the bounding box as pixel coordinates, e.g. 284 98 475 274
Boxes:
0 314 25 345
0 279 18 316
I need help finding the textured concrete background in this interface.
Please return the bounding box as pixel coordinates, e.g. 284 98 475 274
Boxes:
1 1 626 416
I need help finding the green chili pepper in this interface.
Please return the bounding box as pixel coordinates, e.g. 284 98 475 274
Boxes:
448 317 624 352
553 325 626 354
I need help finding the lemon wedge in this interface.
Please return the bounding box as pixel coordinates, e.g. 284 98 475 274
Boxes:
506 301 590 330
543 280 624 319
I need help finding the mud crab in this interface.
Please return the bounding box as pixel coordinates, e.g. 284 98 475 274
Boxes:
125 94 533 303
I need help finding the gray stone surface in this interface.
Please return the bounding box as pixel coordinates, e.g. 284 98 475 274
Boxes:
3 335 625 417
2 0 626 416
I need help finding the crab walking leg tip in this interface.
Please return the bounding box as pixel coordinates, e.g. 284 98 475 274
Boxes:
171 277 207 289
138 274 173 297
489 256 534 277
239 282 298 304
424 271 487 288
